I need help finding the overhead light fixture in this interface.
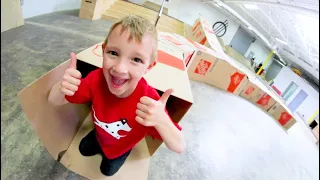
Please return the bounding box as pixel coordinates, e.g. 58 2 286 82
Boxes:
217 2 222 6
244 4 259 10
247 26 253 30
275 38 288 45
214 3 222 8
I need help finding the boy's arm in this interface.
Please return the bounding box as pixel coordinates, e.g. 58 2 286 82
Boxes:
135 89 186 154
154 115 186 154
48 81 69 106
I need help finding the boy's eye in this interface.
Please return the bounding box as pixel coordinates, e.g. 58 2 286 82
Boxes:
107 51 118 56
133 58 143 63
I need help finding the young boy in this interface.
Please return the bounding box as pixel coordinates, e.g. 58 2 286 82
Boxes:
48 15 185 176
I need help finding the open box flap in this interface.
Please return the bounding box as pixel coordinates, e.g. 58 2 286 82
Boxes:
17 60 91 160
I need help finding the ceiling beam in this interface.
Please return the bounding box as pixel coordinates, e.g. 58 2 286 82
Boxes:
223 0 319 18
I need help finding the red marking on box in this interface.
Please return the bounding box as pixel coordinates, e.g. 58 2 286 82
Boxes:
192 21 201 32
200 37 207 45
157 50 185 71
278 112 292 126
194 59 212 75
245 86 255 95
256 94 272 106
227 72 246 93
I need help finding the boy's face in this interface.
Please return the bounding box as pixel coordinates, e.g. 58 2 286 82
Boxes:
102 25 155 98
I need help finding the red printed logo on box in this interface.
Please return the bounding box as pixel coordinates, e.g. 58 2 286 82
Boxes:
256 94 271 106
162 35 183 46
196 31 203 38
227 72 245 93
245 86 255 95
194 59 212 75
278 112 292 126
200 37 207 45
92 45 103 57
192 21 201 32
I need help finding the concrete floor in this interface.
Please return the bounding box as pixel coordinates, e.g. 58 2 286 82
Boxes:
1 10 319 180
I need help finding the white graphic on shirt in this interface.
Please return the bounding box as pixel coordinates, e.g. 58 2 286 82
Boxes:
92 108 132 140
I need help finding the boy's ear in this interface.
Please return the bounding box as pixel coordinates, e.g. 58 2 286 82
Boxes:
145 61 156 74
148 61 157 69
101 43 105 52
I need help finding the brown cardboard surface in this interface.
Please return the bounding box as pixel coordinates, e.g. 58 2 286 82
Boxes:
268 102 297 130
1 0 24 33
189 59 248 95
187 51 218 82
253 91 277 111
239 81 262 102
312 125 319 140
60 113 150 180
18 61 91 160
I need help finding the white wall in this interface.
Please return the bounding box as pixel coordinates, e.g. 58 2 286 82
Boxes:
273 66 319 122
21 0 81 19
142 0 240 45
244 39 273 70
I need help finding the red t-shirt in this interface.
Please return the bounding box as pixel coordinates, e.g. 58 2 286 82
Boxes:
65 68 181 159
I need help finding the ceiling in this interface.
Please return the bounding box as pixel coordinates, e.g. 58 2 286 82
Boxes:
202 0 319 85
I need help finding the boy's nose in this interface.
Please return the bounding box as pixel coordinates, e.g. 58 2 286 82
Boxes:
113 61 128 74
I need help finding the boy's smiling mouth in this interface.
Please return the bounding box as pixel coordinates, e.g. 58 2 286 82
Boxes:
110 75 128 88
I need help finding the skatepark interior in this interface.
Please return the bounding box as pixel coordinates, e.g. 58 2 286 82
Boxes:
1 1 319 180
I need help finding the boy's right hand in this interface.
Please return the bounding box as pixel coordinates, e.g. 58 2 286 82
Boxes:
60 52 82 96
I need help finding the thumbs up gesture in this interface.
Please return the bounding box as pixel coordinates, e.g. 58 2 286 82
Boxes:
60 52 82 96
135 89 174 127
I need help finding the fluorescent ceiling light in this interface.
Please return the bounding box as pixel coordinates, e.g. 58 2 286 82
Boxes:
214 3 222 8
247 26 253 30
275 38 288 45
217 2 222 6
244 4 259 10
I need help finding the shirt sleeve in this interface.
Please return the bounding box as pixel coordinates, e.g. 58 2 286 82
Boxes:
145 87 182 140
65 69 97 104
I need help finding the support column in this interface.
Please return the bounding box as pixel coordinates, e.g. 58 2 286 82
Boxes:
257 50 274 75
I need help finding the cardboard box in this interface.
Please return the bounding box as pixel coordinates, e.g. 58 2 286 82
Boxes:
252 91 277 111
312 125 319 141
18 41 193 179
239 80 262 102
268 102 297 130
158 32 218 67
191 17 226 54
79 0 115 20
188 56 248 95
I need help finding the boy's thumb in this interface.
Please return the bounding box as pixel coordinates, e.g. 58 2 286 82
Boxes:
69 52 77 69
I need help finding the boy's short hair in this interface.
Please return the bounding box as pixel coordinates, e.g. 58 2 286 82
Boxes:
103 15 158 63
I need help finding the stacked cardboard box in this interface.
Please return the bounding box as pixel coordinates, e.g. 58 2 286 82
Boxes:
158 32 249 95
268 102 297 130
79 0 116 20
191 17 225 54
188 17 297 130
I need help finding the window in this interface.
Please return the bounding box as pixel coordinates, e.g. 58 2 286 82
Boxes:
281 82 298 101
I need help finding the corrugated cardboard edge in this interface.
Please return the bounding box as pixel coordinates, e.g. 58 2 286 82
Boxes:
17 60 91 160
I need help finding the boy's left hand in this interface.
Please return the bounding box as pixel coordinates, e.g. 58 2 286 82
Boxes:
135 89 173 127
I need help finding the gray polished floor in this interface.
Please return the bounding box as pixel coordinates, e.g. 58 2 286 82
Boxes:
1 10 319 180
